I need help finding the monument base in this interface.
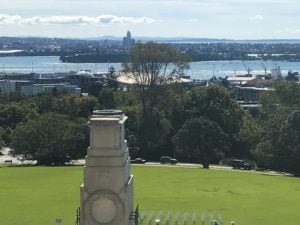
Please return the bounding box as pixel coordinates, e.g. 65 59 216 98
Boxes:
80 110 134 225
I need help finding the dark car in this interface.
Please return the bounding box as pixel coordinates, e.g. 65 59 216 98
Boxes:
160 156 178 164
232 159 252 170
130 158 146 164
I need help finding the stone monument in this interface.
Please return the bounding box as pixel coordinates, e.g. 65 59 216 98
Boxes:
80 110 134 225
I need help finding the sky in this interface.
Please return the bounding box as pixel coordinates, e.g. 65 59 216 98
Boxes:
0 0 300 39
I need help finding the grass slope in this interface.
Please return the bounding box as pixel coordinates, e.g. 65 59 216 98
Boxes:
0 165 299 225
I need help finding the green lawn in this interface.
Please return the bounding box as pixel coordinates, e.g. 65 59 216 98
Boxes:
0 165 299 225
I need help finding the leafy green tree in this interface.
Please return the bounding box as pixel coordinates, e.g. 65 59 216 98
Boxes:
137 108 174 160
122 42 190 116
31 94 55 114
277 110 300 175
251 141 274 168
0 101 38 129
0 126 6 147
253 104 289 168
158 84 190 131
122 43 190 158
269 81 300 107
254 109 300 175
121 106 141 157
256 81 300 175
98 88 116 109
126 134 140 158
235 116 262 159
174 117 229 168
188 85 245 157
151 84 190 157
56 95 97 118
87 82 103 97
11 113 88 165
189 85 244 134
259 88 278 120
114 90 137 107
0 92 26 104
1 127 12 145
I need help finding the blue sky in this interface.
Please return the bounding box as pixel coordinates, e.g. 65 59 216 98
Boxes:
0 0 300 39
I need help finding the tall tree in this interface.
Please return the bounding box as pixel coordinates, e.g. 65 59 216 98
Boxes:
236 116 262 159
98 88 116 109
189 85 244 134
255 81 300 175
122 42 190 158
174 117 229 168
31 94 54 114
11 113 88 165
56 95 97 118
0 101 38 129
277 110 300 175
188 85 245 157
122 42 190 116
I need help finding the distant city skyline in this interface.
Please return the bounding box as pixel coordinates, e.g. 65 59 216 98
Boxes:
0 0 300 39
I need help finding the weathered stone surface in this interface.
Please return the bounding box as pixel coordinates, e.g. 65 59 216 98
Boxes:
80 110 134 225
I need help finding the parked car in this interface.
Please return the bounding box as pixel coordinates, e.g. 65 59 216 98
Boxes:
231 159 252 170
130 158 146 164
160 156 177 164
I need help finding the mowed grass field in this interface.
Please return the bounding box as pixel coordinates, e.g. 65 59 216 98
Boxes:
0 165 300 225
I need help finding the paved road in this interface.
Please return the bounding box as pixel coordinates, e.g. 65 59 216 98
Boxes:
0 150 290 177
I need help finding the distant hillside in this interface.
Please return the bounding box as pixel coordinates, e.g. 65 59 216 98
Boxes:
88 36 300 44
1 35 300 44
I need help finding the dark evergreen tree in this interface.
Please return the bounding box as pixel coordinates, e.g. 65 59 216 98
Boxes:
11 113 88 165
174 117 229 168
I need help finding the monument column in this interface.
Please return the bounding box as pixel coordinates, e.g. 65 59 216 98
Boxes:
80 110 134 225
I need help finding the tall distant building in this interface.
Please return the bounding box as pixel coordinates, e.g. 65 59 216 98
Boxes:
123 31 135 48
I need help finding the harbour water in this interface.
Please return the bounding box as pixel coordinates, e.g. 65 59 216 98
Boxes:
1 56 300 80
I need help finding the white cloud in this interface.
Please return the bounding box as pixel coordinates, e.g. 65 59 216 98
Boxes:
0 1 299 38
0 14 156 25
249 14 265 20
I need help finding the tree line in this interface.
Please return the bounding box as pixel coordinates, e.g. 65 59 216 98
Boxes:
0 42 299 176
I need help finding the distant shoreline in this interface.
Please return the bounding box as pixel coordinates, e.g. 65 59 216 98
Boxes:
2 35 300 44
1 56 300 80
